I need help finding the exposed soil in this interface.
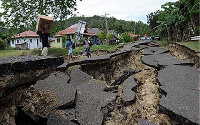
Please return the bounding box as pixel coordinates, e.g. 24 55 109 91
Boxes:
102 49 171 125
1 44 198 125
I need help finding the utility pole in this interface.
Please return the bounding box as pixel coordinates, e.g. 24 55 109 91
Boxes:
104 13 109 33
134 21 136 34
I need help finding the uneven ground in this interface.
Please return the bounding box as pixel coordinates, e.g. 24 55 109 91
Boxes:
0 41 199 125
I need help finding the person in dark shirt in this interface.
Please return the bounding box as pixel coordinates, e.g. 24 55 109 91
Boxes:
37 28 50 56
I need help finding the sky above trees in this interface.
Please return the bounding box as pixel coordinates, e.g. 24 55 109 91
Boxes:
75 0 177 23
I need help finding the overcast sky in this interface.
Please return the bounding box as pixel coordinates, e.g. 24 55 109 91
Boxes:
75 0 177 23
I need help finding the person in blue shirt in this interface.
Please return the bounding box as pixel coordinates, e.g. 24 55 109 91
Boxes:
65 36 74 62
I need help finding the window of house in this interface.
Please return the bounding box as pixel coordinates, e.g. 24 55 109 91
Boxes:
12 40 14 44
57 38 60 43
30 39 32 43
17 40 19 43
37 39 39 45
40 39 42 42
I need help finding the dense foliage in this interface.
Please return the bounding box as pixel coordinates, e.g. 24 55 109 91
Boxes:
0 1 150 40
54 15 150 36
31 48 68 57
0 38 6 50
120 32 131 43
147 0 199 41
0 0 81 37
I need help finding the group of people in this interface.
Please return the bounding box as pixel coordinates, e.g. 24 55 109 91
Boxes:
37 28 92 62
66 36 92 61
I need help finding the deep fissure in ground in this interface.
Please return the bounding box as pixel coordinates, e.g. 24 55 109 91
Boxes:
1 47 197 125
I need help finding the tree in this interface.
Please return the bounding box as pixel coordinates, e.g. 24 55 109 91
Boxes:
120 32 131 43
147 0 199 42
0 38 6 50
106 33 113 44
0 0 81 30
97 30 107 44
106 33 113 40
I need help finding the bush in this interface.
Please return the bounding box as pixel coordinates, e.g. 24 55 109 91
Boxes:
5 46 16 50
0 38 6 50
73 46 84 56
31 49 42 55
31 48 68 57
120 32 131 43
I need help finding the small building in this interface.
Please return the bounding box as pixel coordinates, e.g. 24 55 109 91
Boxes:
53 24 97 47
85 28 100 45
53 24 79 48
11 30 42 49
128 32 138 41
87 28 101 35
107 30 119 45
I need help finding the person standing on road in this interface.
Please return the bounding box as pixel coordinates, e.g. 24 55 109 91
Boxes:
84 36 91 58
65 36 74 62
37 28 50 56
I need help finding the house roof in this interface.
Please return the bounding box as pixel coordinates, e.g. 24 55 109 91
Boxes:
83 33 97 36
107 30 117 35
87 28 101 34
128 32 138 37
12 30 39 38
55 24 78 37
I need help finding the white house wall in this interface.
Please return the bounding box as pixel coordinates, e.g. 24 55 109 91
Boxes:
28 38 42 49
11 37 42 49
10 40 15 48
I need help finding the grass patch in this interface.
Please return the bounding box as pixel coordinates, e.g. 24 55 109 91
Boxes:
73 46 84 56
73 44 123 56
0 45 123 58
0 50 32 57
31 48 68 57
156 41 168 47
177 41 200 52
90 44 123 53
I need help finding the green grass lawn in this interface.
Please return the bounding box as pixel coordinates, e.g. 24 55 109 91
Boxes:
91 44 123 53
0 50 32 58
156 40 168 47
177 41 200 52
156 41 200 52
0 44 123 58
73 44 123 56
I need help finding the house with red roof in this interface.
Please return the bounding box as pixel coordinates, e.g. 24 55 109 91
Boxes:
11 30 42 49
51 24 78 48
52 24 97 48
128 32 138 41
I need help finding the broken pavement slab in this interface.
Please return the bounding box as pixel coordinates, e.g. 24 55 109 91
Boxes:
47 110 77 125
160 86 199 124
110 69 137 86
69 67 93 86
76 81 117 125
34 72 76 108
0 56 64 99
142 47 169 55
142 53 193 68
121 75 137 103
158 65 199 124
76 92 104 125
158 65 199 90
0 56 64 75
142 49 154 55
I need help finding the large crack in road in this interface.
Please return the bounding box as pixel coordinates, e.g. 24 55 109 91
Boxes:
103 49 171 125
0 41 199 125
